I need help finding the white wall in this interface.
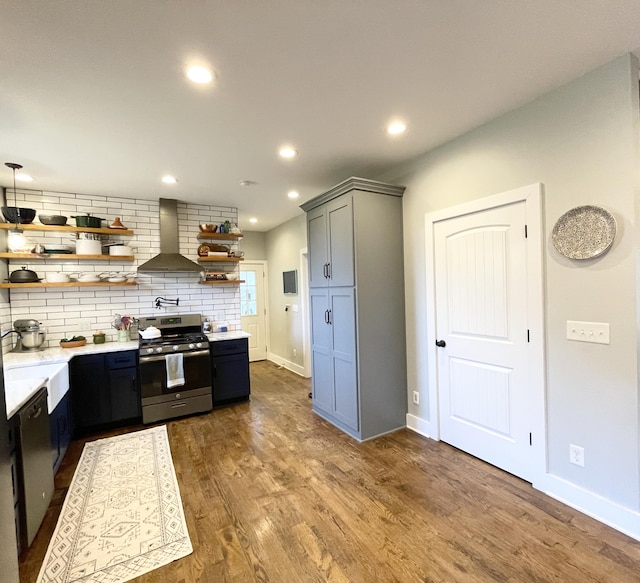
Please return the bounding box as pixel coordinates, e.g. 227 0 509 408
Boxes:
1 189 241 348
381 54 640 532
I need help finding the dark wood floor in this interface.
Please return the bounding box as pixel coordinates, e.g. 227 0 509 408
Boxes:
20 361 640 582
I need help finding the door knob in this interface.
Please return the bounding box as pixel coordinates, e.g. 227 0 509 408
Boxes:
435 339 446 348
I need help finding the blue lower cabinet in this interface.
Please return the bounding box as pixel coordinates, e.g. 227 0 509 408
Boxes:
49 391 72 474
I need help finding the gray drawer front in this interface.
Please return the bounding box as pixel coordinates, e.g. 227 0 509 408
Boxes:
142 393 212 424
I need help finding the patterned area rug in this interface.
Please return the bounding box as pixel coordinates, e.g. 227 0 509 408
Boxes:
37 426 192 583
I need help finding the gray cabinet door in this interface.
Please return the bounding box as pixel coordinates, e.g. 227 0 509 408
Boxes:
326 197 354 287
310 288 332 413
307 206 328 288
330 288 358 430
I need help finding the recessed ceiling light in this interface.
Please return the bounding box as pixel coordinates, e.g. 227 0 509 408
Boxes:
387 122 407 135
239 180 256 187
288 190 299 199
186 65 213 84
161 175 178 184
279 146 298 159
249 217 258 223
16 173 33 182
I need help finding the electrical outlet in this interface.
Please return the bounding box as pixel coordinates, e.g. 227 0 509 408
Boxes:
412 391 419 405
566 321 610 344
569 444 585 467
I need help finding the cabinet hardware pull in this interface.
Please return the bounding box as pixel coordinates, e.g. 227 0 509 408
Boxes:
327 309 332 325
435 339 446 347
327 263 331 279
171 403 187 409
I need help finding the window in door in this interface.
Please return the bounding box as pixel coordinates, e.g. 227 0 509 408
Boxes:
240 270 257 316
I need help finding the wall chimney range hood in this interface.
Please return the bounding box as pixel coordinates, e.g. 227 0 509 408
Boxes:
137 198 204 273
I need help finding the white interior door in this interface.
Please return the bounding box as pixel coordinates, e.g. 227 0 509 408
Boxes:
433 200 535 481
240 263 267 361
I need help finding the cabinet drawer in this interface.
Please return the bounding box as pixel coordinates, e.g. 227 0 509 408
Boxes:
209 338 248 356
106 350 137 370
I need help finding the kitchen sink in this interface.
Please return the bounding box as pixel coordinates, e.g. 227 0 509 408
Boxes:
5 362 69 413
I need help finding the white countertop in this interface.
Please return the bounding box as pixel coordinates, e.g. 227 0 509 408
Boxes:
5 377 48 419
3 340 139 369
206 331 250 341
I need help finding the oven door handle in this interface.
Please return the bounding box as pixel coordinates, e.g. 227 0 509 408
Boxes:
140 349 210 363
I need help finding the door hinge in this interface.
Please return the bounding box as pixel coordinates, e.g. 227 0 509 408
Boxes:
524 224 528 238
527 329 530 342
529 432 533 446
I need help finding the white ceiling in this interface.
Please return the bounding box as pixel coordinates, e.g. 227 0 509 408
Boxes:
2 1 640 231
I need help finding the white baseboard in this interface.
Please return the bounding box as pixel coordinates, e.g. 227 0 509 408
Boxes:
406 415 640 541
268 353 306 376
535 474 640 542
406 414 437 440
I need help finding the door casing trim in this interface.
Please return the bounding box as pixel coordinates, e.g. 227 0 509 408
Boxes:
423 183 546 483
241 260 269 361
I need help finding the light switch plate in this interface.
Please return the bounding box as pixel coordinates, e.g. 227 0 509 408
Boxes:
566 320 610 344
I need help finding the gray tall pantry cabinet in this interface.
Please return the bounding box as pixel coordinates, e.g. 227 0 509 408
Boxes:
301 177 407 441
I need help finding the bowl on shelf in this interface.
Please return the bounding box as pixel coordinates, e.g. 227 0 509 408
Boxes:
107 244 133 256
226 272 239 281
45 272 71 283
60 337 87 349
43 244 74 254
38 214 68 226
199 223 218 233
208 251 228 257
2 206 36 224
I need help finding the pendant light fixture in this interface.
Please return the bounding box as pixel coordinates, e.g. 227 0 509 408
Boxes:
4 162 26 252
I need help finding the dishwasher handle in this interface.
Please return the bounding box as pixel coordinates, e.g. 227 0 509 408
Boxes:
28 406 43 420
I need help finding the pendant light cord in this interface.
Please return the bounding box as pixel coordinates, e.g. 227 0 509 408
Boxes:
4 162 23 229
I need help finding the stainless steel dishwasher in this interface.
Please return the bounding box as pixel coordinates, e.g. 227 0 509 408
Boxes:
16 386 54 547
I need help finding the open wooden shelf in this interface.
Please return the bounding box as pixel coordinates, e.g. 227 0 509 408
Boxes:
0 253 134 261
199 280 245 285
198 256 244 263
197 232 243 240
0 223 134 236
0 281 137 289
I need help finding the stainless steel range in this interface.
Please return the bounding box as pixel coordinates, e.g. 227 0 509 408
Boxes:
138 313 212 424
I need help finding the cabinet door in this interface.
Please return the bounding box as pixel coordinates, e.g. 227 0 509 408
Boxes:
330 288 358 430
71 354 109 429
50 392 72 474
327 196 354 287
109 367 140 422
310 288 332 414
212 353 250 403
307 206 329 288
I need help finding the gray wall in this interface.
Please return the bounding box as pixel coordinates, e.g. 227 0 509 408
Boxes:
264 214 307 372
238 230 266 260
381 54 640 519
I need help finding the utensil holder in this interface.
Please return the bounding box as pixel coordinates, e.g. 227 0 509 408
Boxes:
117 329 130 342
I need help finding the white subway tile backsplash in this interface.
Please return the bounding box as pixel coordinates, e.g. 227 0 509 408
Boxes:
2 189 240 350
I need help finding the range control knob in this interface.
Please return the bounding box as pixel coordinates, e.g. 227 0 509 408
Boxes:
146 348 154 354
188 343 195 349
155 346 163 353
196 342 202 348
173 345 179 351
